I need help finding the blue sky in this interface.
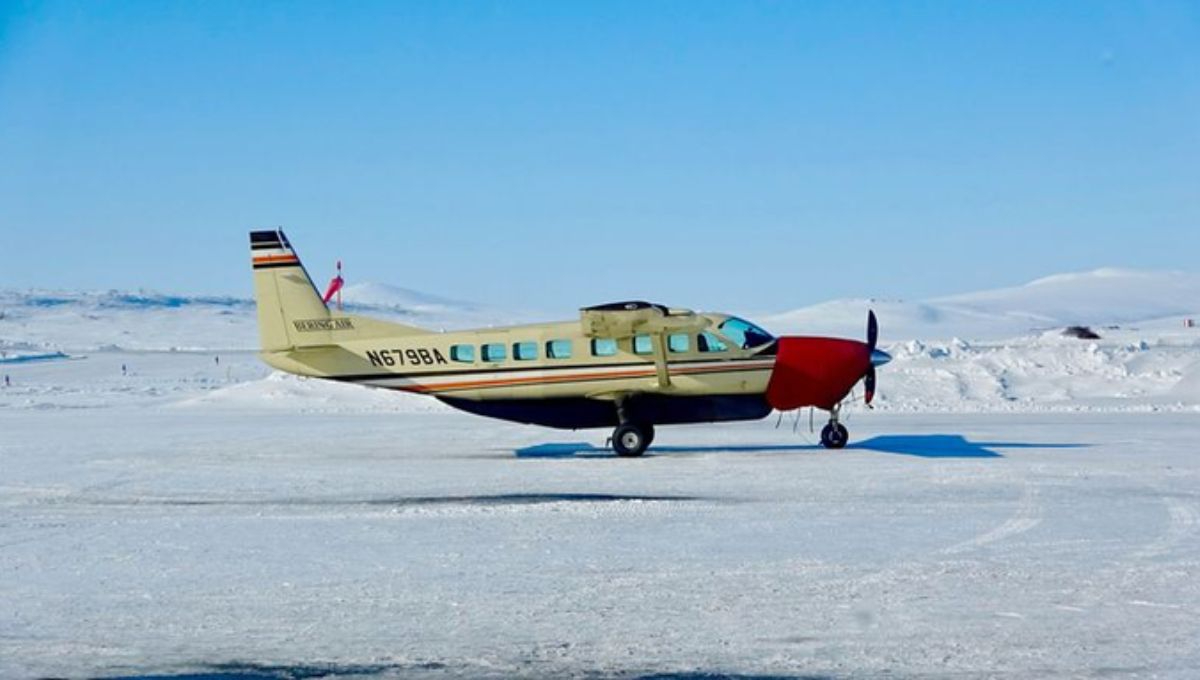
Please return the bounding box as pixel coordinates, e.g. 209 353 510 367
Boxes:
1 1 1197 315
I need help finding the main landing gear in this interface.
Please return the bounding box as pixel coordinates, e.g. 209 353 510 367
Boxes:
612 422 655 457
819 405 849 450
610 398 655 457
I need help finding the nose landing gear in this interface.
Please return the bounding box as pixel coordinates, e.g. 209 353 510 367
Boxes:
819 405 849 449
820 422 849 449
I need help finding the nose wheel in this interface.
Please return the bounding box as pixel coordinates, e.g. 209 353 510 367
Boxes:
819 405 849 449
820 422 849 449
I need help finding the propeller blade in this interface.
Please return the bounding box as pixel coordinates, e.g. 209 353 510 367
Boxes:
865 311 881 405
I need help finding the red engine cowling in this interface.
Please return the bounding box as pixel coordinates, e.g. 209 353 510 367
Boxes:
765 337 871 411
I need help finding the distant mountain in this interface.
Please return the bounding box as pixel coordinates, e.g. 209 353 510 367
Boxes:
763 269 1200 341
932 268 1200 328
340 282 476 313
0 289 251 311
0 285 525 352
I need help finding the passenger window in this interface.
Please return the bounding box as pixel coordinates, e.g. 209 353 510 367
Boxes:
667 334 690 353
591 338 618 357
450 344 475 363
546 339 572 359
698 332 728 353
633 335 654 355
513 341 537 361
481 343 506 362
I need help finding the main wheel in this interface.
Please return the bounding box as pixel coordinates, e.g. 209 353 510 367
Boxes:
613 423 650 457
820 422 849 449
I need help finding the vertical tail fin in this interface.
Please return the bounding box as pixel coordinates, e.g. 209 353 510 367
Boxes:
250 229 332 350
250 229 430 357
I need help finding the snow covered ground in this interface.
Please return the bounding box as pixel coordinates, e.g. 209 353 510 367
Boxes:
3 404 1199 678
2 270 1200 678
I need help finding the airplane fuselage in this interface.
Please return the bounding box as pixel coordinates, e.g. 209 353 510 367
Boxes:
261 314 779 429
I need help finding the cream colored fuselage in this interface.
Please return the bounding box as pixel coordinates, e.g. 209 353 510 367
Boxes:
261 315 776 402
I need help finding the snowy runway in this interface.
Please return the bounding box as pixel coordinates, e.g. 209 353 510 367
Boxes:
4 403 1198 678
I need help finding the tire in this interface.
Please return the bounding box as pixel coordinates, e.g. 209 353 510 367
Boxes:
820 422 849 449
613 423 650 457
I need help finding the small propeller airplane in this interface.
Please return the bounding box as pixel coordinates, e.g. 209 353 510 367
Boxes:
250 229 892 456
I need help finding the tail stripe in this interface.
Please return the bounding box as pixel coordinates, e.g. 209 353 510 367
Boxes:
252 254 300 266
250 230 284 245
249 230 300 269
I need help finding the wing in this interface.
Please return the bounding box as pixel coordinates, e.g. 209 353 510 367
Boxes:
579 301 711 389
579 300 709 338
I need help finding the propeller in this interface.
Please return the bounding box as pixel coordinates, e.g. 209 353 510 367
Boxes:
864 310 888 405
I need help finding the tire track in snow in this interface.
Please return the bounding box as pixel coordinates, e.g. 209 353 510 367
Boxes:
1133 495 1200 560
941 479 1042 555
1068 479 1200 613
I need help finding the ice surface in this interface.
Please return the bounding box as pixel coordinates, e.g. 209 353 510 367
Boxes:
3 405 1199 678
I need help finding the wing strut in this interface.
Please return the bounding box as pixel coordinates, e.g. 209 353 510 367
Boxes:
651 333 671 388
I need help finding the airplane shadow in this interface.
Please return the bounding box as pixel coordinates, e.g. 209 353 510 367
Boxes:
852 434 1087 458
515 435 1088 460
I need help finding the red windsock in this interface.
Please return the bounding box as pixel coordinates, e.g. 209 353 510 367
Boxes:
322 275 344 305
322 261 344 306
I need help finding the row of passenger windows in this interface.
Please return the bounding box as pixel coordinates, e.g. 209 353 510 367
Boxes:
448 332 731 364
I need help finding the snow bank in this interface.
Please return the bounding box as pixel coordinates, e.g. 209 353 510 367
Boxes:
175 371 451 414
871 328 1200 412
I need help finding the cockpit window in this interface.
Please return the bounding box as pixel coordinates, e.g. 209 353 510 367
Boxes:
718 317 775 350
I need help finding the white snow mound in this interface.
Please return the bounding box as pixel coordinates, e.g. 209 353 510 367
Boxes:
175 371 450 414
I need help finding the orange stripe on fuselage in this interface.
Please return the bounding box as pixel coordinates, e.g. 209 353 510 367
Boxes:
389 361 774 394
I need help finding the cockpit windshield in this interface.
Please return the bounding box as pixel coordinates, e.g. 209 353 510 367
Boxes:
718 317 775 350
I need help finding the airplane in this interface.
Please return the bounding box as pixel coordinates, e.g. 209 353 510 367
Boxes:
250 229 892 456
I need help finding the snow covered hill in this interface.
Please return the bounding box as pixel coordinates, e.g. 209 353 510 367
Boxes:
764 268 1200 341
0 286 529 353
339 282 473 313
0 289 257 353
